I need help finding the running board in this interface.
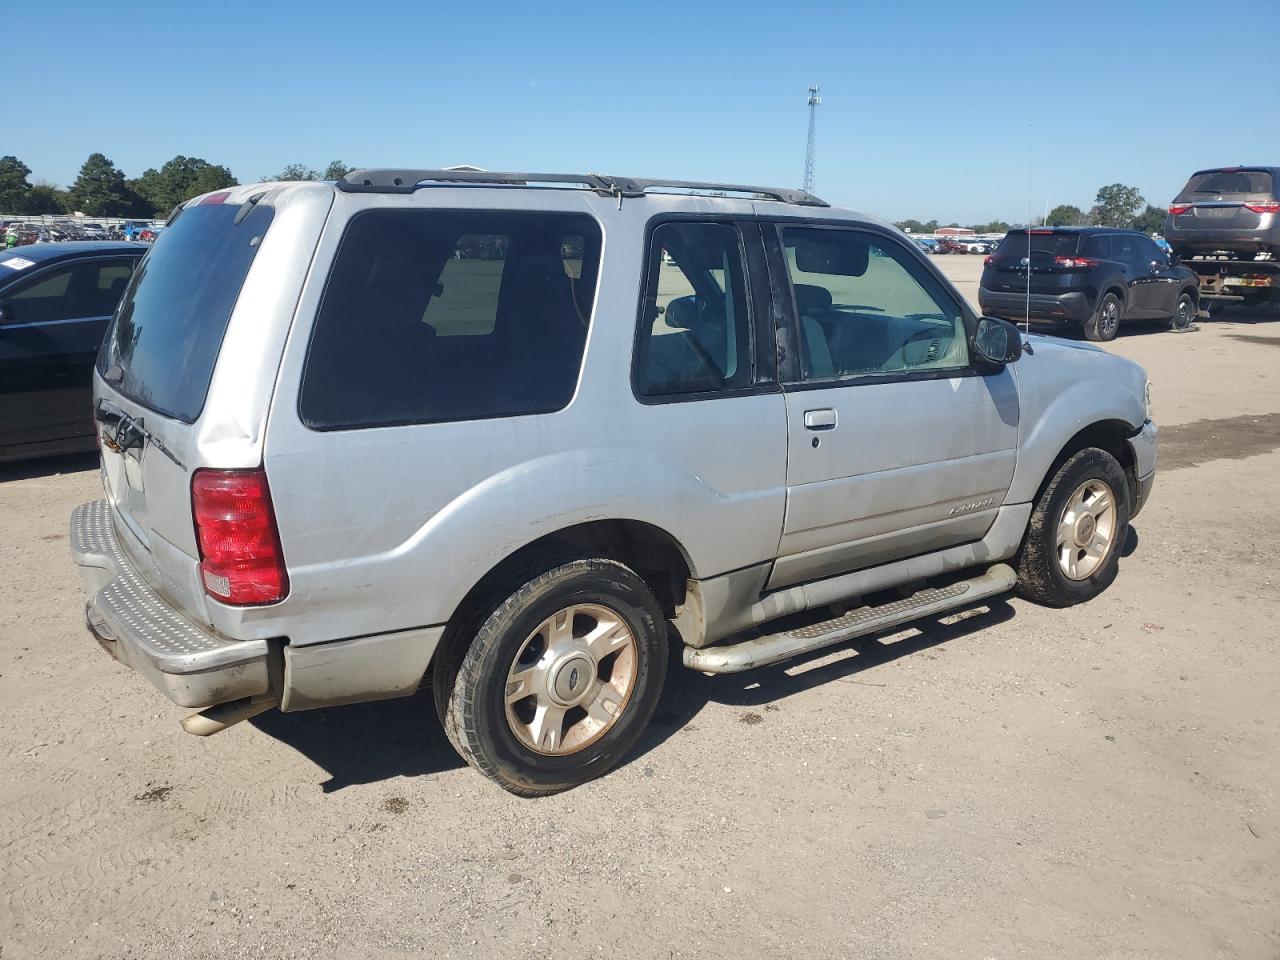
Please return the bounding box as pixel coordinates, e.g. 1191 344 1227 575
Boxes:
682 563 1016 674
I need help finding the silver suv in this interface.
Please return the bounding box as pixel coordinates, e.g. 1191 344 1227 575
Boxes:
70 170 1157 794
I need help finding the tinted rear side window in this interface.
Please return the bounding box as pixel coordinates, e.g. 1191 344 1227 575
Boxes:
994 231 1080 258
1180 169 1274 197
300 210 601 430
98 203 274 422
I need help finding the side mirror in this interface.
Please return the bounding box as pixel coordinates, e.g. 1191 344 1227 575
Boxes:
973 316 1023 367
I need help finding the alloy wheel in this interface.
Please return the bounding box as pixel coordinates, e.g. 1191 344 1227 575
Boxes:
1055 479 1117 580
504 603 638 755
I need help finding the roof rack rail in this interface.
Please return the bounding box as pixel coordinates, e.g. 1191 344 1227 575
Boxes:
336 169 828 206
602 177 827 207
336 169 613 194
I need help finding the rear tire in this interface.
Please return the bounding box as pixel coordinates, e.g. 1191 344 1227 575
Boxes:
436 558 667 796
1084 292 1122 341
1015 448 1130 608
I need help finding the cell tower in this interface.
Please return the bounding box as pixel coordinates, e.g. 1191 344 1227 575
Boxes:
803 84 820 194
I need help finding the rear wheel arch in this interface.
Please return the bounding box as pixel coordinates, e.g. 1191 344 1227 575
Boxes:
434 520 694 674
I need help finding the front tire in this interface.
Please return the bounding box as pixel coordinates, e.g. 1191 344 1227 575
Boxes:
1169 292 1196 331
436 558 667 796
1084 292 1122 341
1015 448 1130 607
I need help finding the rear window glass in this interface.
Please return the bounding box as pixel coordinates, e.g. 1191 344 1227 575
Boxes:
98 203 274 422
1181 170 1274 197
994 231 1080 258
300 210 601 430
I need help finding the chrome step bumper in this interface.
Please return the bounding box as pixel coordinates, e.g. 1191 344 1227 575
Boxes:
69 500 272 708
683 563 1017 674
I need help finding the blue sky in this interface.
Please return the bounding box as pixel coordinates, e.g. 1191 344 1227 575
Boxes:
17 0 1280 223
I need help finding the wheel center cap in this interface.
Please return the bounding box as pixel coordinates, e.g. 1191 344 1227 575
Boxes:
550 654 594 705
1074 513 1096 547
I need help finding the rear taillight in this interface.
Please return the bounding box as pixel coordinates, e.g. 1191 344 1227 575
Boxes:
1168 203 1192 215
191 468 288 605
1053 256 1099 269
1244 200 1279 214
984 255 994 265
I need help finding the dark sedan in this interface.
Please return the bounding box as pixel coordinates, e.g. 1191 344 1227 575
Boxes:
0 242 147 462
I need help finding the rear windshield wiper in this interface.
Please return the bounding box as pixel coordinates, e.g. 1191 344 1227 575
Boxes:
94 398 186 470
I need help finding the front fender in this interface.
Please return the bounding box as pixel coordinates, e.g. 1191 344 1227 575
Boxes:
1007 342 1147 504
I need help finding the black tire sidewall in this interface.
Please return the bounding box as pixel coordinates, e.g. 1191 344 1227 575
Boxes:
1025 449 1130 605
454 561 667 793
1086 293 1122 341
1171 293 1194 330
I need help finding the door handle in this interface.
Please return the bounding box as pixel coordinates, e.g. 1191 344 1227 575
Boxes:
803 408 837 431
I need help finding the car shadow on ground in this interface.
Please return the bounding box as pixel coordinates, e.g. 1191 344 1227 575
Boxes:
250 690 464 792
250 596 1021 793
622 597 1019 772
249 524 1146 794
0 451 98 483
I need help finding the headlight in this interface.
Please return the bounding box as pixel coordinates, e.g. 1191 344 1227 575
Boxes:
1144 380 1153 421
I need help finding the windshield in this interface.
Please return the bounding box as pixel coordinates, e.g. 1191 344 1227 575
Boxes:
1180 169 1274 198
97 201 274 422
994 231 1080 258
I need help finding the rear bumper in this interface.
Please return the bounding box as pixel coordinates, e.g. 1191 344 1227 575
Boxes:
70 499 444 714
70 500 273 708
1127 420 1158 519
978 287 1091 323
1168 225 1279 254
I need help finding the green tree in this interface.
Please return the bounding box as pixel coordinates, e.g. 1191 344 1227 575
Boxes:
0 156 32 212
266 162 321 181
132 155 238 212
970 220 1011 234
25 182 69 214
322 160 355 180
1045 204 1085 227
1090 183 1145 228
68 153 144 216
894 218 940 234
1132 204 1166 236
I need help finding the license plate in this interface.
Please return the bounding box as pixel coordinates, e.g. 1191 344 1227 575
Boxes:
1197 207 1235 219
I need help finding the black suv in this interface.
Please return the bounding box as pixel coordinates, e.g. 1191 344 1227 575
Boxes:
979 227 1200 341
1165 166 1279 260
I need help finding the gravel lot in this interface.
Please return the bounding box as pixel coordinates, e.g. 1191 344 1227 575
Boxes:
2 255 1278 960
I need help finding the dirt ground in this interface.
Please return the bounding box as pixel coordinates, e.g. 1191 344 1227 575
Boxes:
2 255 1278 960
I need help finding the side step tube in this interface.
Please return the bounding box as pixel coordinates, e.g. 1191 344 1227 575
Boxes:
181 695 279 736
683 563 1016 674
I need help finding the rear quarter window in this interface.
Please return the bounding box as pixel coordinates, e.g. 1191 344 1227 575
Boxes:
300 209 601 430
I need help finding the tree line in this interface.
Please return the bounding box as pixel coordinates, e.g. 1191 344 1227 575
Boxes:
896 183 1166 236
0 155 358 218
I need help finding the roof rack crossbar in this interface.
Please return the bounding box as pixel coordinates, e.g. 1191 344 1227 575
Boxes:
337 169 828 206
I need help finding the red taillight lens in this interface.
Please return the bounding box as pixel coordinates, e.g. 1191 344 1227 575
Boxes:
983 255 994 265
1053 256 1099 269
1168 203 1192 215
191 468 288 605
1244 200 1279 214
